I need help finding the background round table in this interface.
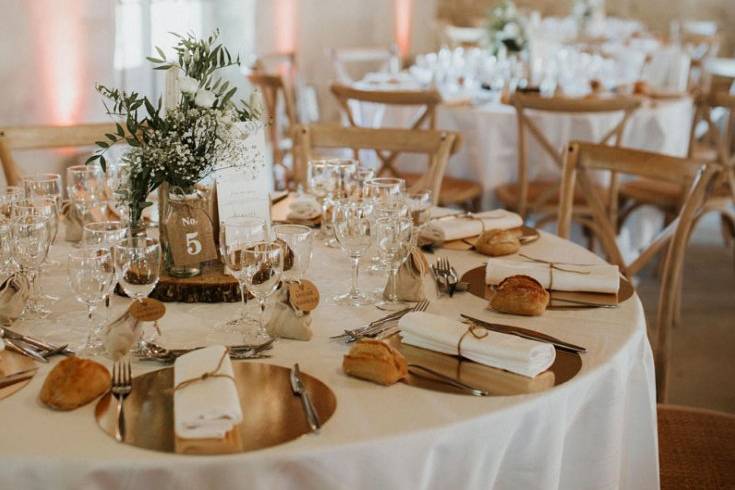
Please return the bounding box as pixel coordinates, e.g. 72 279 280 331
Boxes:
0 230 658 490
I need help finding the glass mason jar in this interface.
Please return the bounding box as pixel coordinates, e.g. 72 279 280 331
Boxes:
160 185 212 278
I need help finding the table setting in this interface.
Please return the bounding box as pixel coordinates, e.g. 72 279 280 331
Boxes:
0 29 658 490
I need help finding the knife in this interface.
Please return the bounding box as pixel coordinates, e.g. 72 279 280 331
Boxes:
4 338 49 363
1 327 74 356
460 314 587 354
289 363 321 432
0 367 38 389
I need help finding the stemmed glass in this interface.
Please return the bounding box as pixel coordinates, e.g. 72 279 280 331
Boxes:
307 160 334 241
352 166 376 198
273 224 313 282
11 215 51 318
67 248 115 355
24 173 62 210
333 198 374 306
0 220 13 275
83 221 127 320
219 217 267 333
364 177 406 204
407 190 433 231
114 237 162 347
374 216 415 311
106 162 131 224
66 164 107 225
240 241 283 342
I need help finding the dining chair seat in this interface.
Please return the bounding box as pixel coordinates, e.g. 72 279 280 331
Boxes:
402 172 482 210
495 179 605 210
619 178 684 208
658 404 735 489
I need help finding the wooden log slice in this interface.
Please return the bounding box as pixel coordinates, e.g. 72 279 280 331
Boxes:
115 261 244 303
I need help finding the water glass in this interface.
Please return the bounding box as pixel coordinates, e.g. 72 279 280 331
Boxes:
11 215 51 318
241 241 284 342
219 217 267 332
407 190 433 230
11 198 59 245
333 199 374 306
67 248 115 355
364 177 406 204
374 216 415 311
273 224 313 282
325 159 357 199
23 173 63 211
352 166 376 198
83 221 127 250
66 164 107 224
114 237 161 301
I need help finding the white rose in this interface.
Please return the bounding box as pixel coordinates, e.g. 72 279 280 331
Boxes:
502 22 520 38
177 73 199 95
194 89 216 108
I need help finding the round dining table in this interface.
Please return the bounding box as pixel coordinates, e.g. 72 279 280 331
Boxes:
0 224 658 489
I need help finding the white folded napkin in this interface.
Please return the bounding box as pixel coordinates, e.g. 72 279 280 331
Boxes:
485 257 620 294
174 345 243 439
426 210 523 241
399 312 556 378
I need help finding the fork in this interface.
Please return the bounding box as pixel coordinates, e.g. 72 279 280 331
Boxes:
111 357 132 443
346 300 430 342
435 258 456 297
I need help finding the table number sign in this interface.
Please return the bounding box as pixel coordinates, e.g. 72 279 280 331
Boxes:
164 200 218 267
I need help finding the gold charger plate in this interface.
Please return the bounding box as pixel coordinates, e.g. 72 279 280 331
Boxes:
386 332 581 396
0 350 36 401
460 266 635 308
95 362 337 455
442 226 540 251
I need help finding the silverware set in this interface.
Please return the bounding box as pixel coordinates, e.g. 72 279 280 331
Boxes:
135 339 276 364
290 363 320 432
332 300 430 343
431 257 466 297
0 367 39 389
111 357 132 442
0 327 74 362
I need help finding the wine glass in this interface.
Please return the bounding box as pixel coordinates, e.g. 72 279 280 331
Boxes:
83 221 127 320
240 241 283 342
66 164 107 225
374 216 415 311
0 219 14 275
326 159 357 199
11 215 51 318
364 177 406 204
333 198 374 306
407 190 433 231
308 159 335 241
219 217 267 332
273 224 313 282
23 173 62 210
352 166 376 198
114 237 162 347
67 248 115 356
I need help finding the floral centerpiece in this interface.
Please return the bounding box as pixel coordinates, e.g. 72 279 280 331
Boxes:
572 0 606 37
88 30 263 277
487 0 528 56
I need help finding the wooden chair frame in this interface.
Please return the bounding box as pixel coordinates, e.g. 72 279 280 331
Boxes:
330 83 442 177
511 93 642 222
293 124 460 205
0 123 118 186
329 45 399 84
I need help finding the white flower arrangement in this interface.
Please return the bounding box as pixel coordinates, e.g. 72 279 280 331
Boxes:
487 0 528 55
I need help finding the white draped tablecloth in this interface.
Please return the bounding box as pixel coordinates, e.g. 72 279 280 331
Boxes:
356 97 692 210
0 230 658 489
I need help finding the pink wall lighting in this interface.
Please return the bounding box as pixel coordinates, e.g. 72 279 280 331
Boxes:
394 0 413 58
274 0 297 53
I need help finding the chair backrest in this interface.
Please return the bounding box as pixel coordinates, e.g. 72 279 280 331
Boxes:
0 123 118 186
251 51 297 80
558 142 715 279
293 124 460 204
329 45 400 84
510 93 642 218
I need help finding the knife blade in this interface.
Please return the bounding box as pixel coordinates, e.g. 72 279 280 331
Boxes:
460 314 587 354
1 328 74 356
4 338 49 363
0 367 38 389
289 363 321 432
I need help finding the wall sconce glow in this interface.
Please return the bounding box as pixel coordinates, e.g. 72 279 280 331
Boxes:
29 0 84 125
275 0 296 53
395 0 413 58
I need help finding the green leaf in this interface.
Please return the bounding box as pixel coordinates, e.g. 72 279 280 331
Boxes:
156 46 167 61
146 56 163 63
99 155 107 172
95 141 109 148
85 154 100 165
105 133 117 141
153 65 173 71
116 123 125 136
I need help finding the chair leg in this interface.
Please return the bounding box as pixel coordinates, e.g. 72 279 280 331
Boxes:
471 195 482 213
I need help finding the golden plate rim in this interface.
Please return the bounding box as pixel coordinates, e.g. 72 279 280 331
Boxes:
0 350 36 401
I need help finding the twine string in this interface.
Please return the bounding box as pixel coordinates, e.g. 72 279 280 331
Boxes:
518 253 591 290
173 348 234 392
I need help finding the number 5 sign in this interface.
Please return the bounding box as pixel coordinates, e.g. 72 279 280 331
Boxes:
165 206 217 267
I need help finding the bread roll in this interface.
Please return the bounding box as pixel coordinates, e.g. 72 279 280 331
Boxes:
475 229 521 257
40 357 111 410
342 339 407 386
490 274 549 316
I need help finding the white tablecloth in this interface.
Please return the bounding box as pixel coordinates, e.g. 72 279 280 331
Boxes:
356 98 692 210
0 231 658 489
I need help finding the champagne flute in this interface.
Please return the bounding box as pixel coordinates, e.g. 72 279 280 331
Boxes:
66 164 107 225
11 215 51 318
374 216 415 311
218 217 267 332
114 237 162 348
67 248 115 356
273 224 313 282
333 198 374 306
241 241 283 342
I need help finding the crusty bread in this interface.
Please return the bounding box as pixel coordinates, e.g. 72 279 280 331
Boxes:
475 229 521 257
490 275 549 316
40 357 111 410
342 339 407 386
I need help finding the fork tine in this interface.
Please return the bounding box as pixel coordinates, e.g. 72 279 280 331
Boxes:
126 358 132 385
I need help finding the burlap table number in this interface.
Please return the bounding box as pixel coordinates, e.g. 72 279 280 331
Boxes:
383 248 429 302
164 195 218 268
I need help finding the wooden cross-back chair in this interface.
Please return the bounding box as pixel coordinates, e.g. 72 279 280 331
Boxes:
331 83 482 210
329 45 400 84
682 31 720 91
498 93 642 227
293 124 461 204
0 123 118 186
248 66 298 190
